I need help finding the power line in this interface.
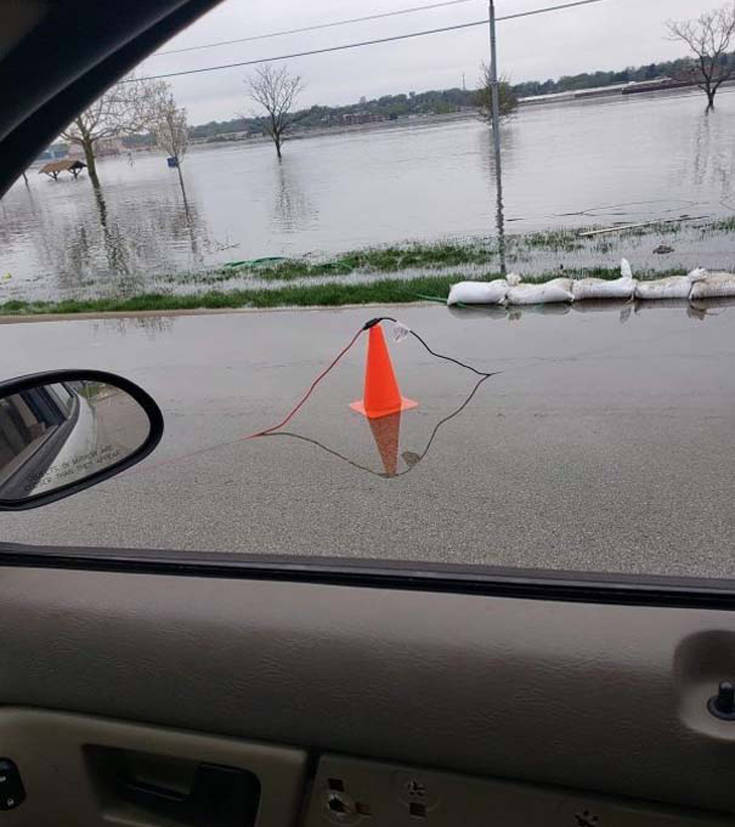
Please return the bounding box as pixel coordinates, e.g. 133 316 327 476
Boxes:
132 0 606 82
500 0 604 23
137 20 487 80
155 0 478 56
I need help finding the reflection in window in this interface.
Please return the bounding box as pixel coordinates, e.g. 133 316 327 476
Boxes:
0 393 52 467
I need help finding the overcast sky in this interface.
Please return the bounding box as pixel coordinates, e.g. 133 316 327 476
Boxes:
136 0 722 124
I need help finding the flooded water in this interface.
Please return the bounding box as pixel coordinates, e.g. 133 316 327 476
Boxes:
2 86 735 300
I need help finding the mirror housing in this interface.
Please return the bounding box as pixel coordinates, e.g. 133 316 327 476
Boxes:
0 370 163 511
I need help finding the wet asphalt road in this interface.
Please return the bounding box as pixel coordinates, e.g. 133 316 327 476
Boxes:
1 300 735 578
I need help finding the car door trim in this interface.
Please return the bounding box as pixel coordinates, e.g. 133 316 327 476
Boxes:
0 543 734 609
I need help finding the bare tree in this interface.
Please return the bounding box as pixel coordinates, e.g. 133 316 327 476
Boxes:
153 93 190 205
61 75 168 188
667 3 735 111
476 64 518 125
247 64 303 160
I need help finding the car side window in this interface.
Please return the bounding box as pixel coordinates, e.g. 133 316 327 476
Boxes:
46 383 76 417
0 396 41 464
0 393 59 485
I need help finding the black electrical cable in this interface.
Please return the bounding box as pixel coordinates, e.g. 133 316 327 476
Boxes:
267 372 491 477
365 316 499 378
154 0 478 56
246 317 498 438
246 326 364 437
410 330 498 378
130 0 606 82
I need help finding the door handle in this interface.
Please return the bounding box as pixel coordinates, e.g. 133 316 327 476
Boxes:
124 777 188 804
119 762 260 827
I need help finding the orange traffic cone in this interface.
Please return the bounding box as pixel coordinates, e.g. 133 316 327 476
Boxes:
367 411 402 477
350 324 418 419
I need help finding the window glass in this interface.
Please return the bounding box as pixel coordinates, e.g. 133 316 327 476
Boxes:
0 395 45 464
1 0 734 579
45 383 76 417
0 393 57 487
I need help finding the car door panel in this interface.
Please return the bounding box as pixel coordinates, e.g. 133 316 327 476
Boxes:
1 559 734 822
0 708 306 826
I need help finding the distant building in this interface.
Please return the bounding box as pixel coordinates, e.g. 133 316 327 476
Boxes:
341 111 386 126
520 76 693 106
35 142 68 162
95 137 125 157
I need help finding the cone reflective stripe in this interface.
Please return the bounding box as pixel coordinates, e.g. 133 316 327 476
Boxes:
350 324 418 419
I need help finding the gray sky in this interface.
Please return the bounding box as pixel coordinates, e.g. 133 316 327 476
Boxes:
136 0 722 124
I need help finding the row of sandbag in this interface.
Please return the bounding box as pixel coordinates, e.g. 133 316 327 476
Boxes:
446 260 735 306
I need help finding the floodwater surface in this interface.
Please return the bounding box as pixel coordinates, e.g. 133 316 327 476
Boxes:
2 87 735 300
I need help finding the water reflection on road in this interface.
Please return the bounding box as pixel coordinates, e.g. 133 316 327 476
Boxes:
267 374 491 478
2 301 735 576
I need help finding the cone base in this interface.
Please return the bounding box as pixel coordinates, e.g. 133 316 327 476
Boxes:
349 397 418 419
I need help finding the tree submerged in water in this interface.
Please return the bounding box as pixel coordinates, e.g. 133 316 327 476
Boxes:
667 2 735 112
476 63 518 126
153 93 190 207
61 75 168 188
246 64 304 160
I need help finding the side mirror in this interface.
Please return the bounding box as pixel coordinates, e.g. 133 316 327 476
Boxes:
0 370 163 511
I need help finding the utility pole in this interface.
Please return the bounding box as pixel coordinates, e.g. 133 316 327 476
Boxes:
488 0 506 275
462 72 466 91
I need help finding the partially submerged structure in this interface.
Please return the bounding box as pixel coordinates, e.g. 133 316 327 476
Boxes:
38 159 86 180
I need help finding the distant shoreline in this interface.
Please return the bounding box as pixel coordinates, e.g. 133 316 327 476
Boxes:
33 83 734 167
190 109 477 150
187 82 735 152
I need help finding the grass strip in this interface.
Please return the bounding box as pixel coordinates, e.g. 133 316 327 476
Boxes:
0 267 693 316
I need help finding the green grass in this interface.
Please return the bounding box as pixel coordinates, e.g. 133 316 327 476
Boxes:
215 241 497 282
0 276 460 315
6 216 731 317
704 217 735 233
512 229 584 252
159 233 618 288
0 266 696 317
71 217 735 291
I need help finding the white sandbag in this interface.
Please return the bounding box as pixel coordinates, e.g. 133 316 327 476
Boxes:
688 267 708 281
635 277 692 300
572 276 635 300
689 272 735 299
447 279 508 306
506 277 574 306
571 258 636 301
635 268 707 301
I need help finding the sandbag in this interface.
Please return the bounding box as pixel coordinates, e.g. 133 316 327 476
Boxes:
506 276 573 306
572 275 635 301
635 268 707 301
689 271 735 299
447 279 507 306
571 258 636 301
